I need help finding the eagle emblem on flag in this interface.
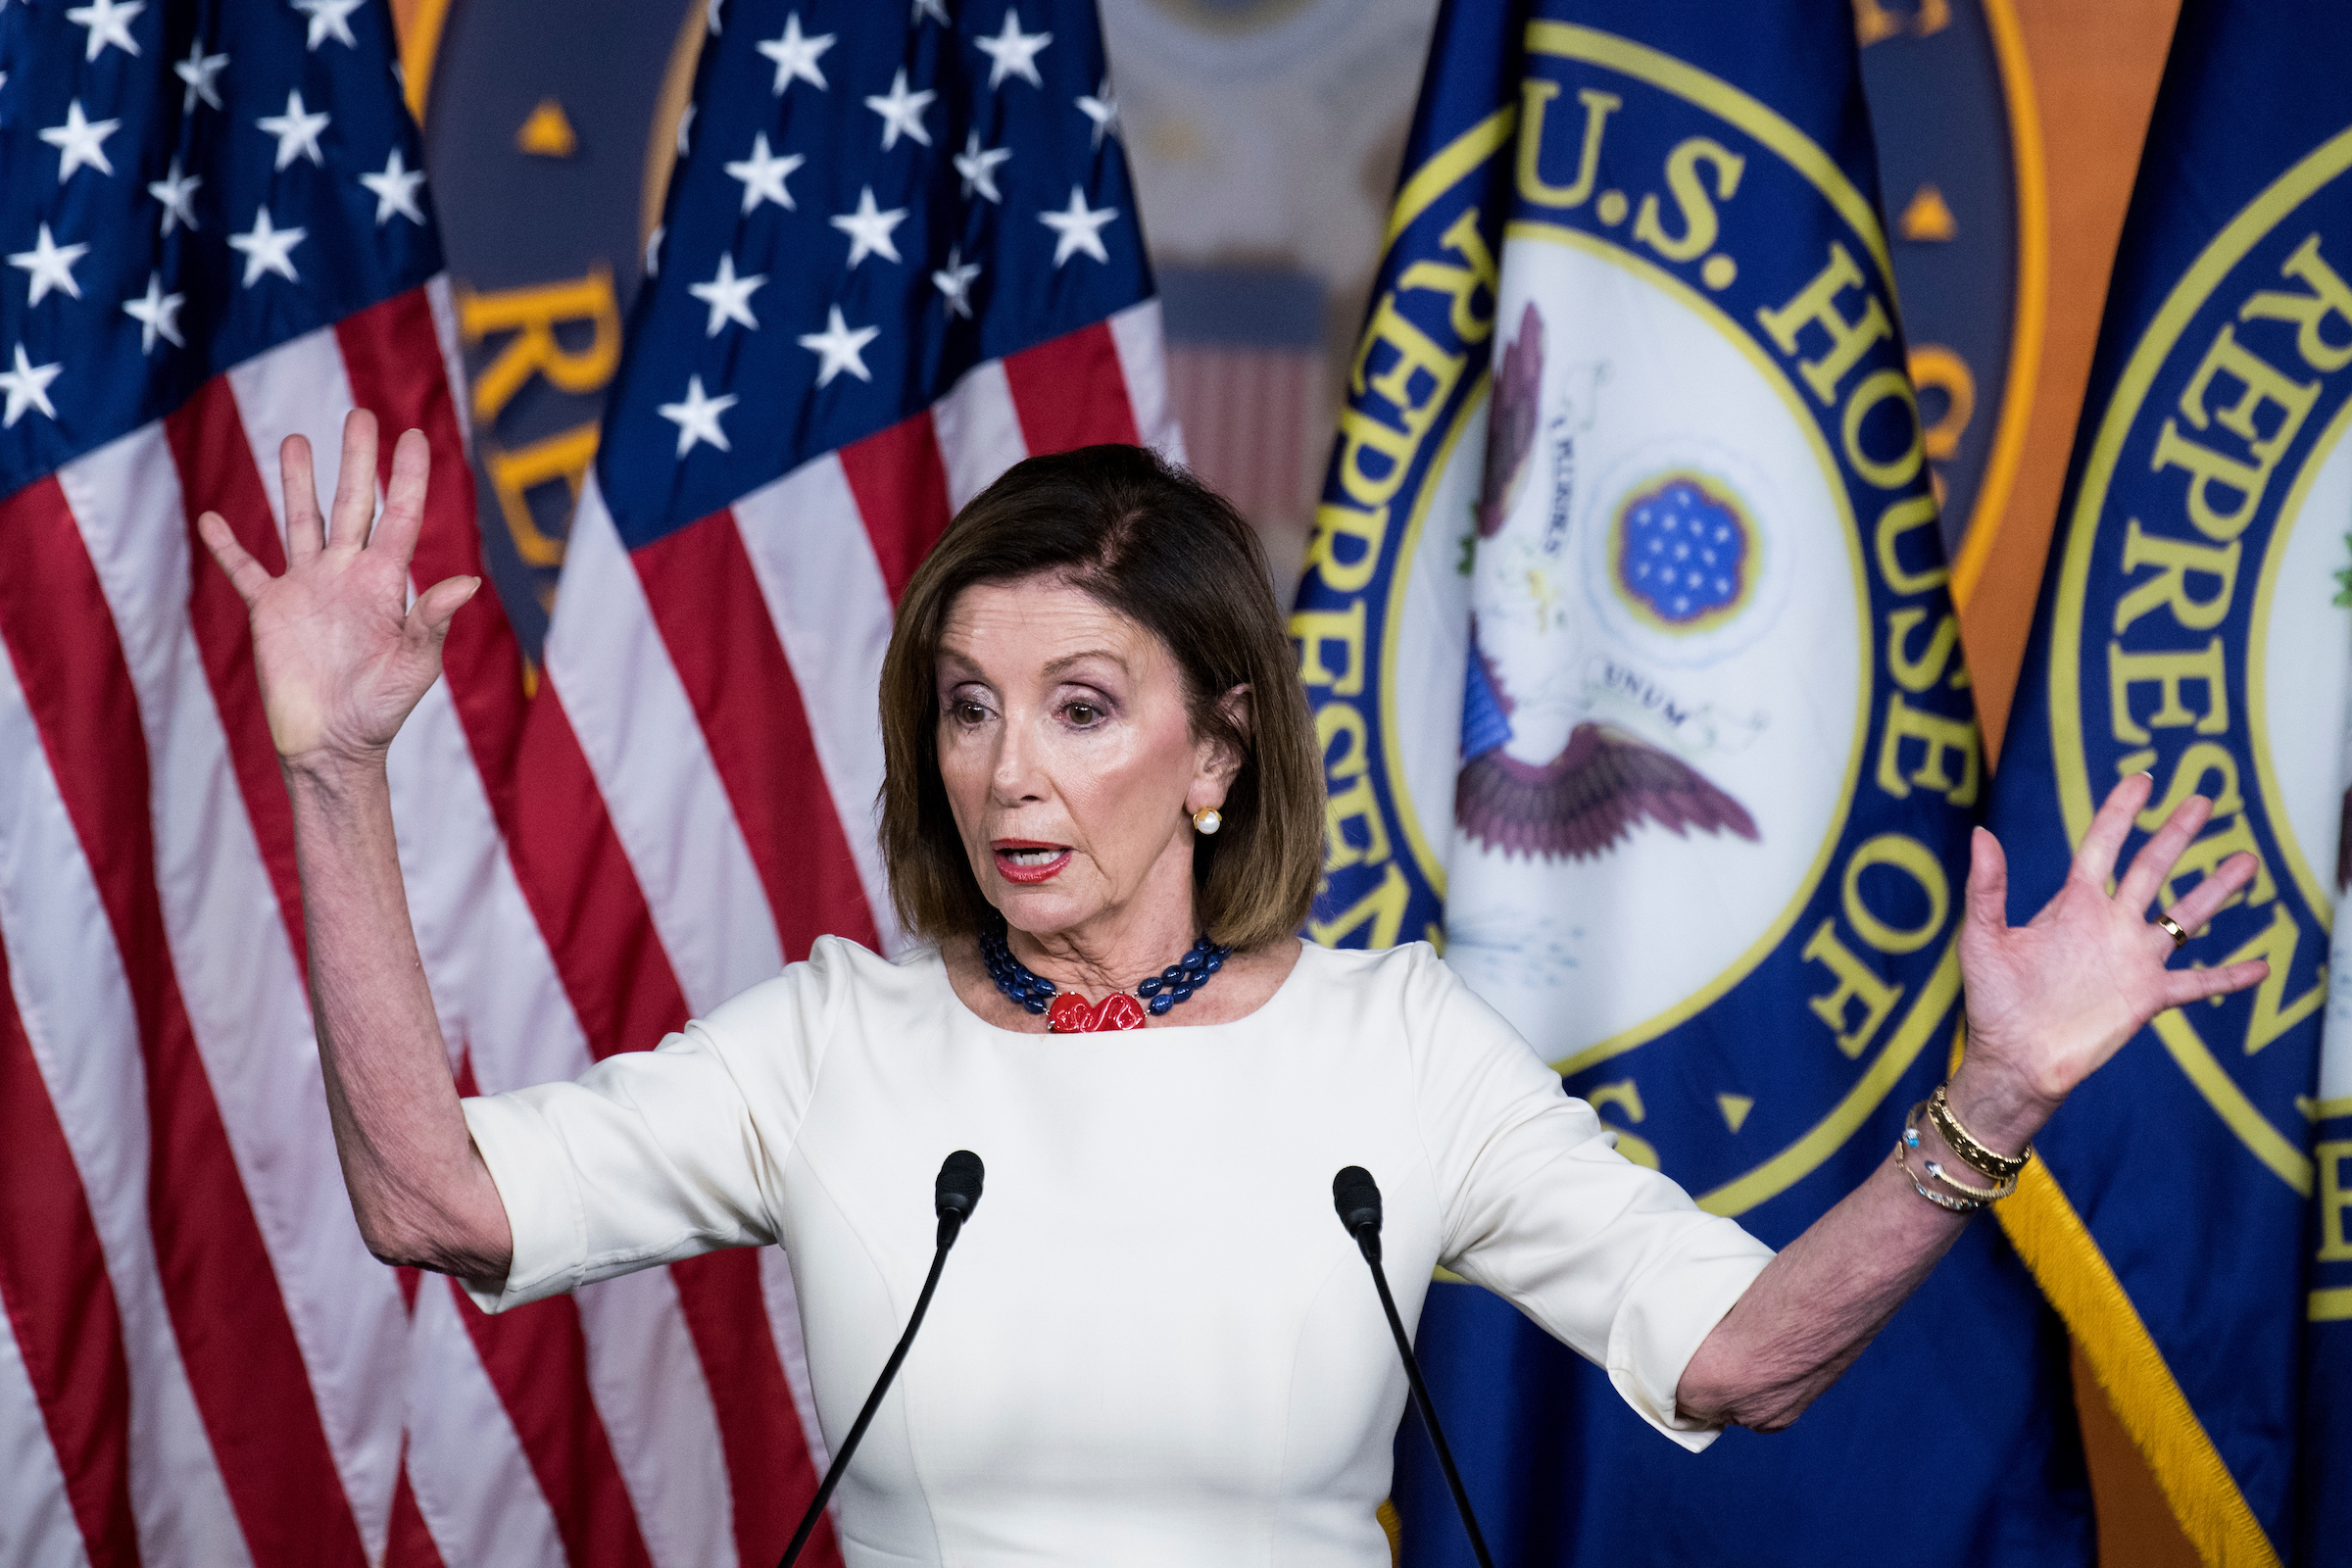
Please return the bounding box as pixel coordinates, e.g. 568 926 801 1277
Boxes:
1455 299 1758 864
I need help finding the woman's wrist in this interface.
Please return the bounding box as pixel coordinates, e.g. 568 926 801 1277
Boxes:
283 743 390 790
282 748 396 825
1941 1059 2055 1159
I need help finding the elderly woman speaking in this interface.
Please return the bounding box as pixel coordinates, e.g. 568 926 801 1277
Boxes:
204 414 2262 1567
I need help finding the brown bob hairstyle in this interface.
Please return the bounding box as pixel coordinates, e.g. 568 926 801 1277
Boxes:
878 443 1324 951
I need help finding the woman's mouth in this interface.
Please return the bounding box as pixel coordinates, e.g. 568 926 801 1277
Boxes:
992 841 1071 884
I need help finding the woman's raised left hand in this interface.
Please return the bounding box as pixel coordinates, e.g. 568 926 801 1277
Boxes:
1677 777 2270 1433
1951 773 2269 1141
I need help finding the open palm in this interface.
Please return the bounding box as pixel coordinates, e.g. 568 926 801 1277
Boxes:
1957 773 2267 1112
197 412 478 768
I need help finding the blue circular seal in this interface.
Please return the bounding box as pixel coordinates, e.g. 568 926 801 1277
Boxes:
1612 472 1752 630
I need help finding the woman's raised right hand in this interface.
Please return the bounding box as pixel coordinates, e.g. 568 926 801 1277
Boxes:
198 410 480 773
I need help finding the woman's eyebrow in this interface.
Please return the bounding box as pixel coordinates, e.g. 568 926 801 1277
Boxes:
1041 650 1128 679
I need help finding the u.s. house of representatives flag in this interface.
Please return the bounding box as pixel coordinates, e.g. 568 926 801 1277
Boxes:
1987 0 2352 1561
1291 0 2091 1560
0 0 1171 1565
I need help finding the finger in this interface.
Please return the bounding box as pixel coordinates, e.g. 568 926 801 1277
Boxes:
281 433 324 562
2162 850 2262 937
1964 826 2009 938
2072 772 2156 888
2116 792 2215 912
326 410 380 552
368 428 432 566
405 574 480 652
2157 957 2269 1010
196 510 275 607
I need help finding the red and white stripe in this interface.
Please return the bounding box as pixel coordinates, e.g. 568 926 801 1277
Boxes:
1164 341 1314 529
0 287 1177 1567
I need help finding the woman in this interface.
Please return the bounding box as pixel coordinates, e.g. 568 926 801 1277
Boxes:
202 414 2263 1565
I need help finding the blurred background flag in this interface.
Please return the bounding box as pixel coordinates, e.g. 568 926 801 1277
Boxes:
0 1 481 1563
0 2 1170 1566
1290 0 2095 1562
1983 0 2352 1560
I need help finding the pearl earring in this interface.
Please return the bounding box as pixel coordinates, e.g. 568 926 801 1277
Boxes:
1192 807 1222 835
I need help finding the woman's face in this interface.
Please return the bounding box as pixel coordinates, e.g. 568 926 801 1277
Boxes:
935 575 1232 941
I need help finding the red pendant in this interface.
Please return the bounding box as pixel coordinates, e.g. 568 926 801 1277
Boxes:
1045 991 1148 1032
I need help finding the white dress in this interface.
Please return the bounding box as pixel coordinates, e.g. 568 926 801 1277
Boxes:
461 937 1774 1568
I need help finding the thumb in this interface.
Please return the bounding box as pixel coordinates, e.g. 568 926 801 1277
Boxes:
1966 825 2009 936
196 511 274 607
408 574 481 649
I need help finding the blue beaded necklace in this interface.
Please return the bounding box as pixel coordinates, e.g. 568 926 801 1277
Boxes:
980 918 1233 1029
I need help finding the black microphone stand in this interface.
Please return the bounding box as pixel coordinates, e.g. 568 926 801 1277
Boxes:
777 1151 985 1568
1333 1165 1497 1568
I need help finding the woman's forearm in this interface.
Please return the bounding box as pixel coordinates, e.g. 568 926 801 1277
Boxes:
291 756 512 1280
1672 1064 2046 1431
198 419 518 1280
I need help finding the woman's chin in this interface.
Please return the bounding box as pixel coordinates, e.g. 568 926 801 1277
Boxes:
992 881 1096 938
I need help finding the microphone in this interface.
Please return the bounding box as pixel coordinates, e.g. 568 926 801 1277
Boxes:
778 1151 985 1568
1332 1166 1496 1568
1334 1165 1383 1259
934 1148 983 1246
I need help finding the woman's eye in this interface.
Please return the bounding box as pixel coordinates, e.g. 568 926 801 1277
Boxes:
1065 703 1100 726
953 701 989 724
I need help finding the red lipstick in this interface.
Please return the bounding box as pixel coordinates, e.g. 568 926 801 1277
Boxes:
991 839 1071 884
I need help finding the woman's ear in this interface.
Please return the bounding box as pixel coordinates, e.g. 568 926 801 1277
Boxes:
1218 684 1252 744
1194 684 1253 796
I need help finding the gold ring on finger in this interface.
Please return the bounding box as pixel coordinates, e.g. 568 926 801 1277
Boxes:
2155 913 2187 950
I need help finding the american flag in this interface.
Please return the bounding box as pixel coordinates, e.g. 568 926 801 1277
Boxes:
0 0 1174 1564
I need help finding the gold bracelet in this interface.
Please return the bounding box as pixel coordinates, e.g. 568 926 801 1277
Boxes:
1927 1084 2032 1183
1891 1137 1984 1212
1903 1103 2017 1201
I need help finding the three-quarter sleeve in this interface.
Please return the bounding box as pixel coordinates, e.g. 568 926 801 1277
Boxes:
1406 948 1774 1451
457 936 852 1313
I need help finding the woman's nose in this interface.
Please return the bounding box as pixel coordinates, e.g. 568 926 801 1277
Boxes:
990 715 1048 804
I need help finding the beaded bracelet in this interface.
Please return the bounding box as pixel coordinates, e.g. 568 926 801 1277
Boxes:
1890 1138 1984 1212
1902 1103 2017 1202
1927 1084 2033 1183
